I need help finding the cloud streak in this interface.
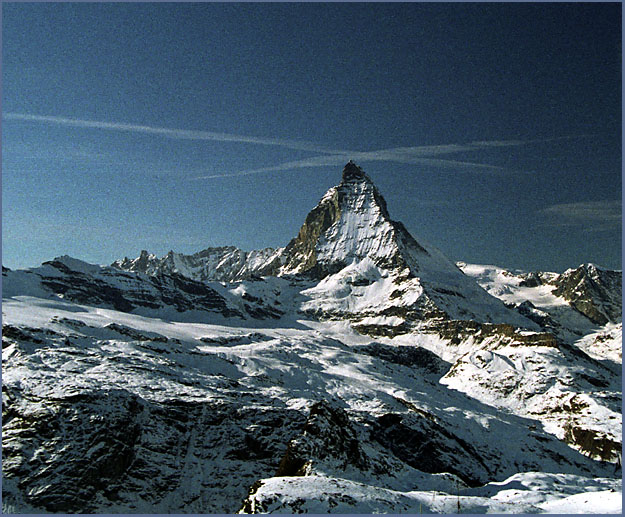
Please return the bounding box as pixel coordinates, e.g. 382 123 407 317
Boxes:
540 200 622 231
190 152 507 179
3 112 351 154
191 135 597 178
189 143 534 179
6 112 590 180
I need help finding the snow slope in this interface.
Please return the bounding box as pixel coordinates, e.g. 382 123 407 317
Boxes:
3 288 621 513
241 472 621 514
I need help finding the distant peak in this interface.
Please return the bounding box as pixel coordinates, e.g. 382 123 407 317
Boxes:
341 160 368 183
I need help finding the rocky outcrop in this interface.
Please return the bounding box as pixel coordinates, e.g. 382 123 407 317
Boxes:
279 189 342 278
2 382 307 514
2 308 618 513
352 342 450 377
458 262 622 342
2 387 144 513
371 412 490 486
39 258 243 317
551 264 622 325
4 257 289 321
275 401 368 476
563 424 622 462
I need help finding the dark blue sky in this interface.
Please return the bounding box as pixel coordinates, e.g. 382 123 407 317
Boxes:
2 3 622 272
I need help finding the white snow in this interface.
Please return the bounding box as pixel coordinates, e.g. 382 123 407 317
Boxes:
458 262 603 341
574 322 622 363
241 473 621 514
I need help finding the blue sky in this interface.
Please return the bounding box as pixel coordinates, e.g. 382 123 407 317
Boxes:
2 3 621 272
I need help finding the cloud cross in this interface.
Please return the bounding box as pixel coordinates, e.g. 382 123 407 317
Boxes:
4 112 592 180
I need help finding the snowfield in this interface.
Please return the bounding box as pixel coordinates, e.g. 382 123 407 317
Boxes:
2 290 621 513
240 472 622 514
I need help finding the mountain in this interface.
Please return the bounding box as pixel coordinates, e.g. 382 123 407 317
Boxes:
278 160 424 277
114 161 536 334
459 262 622 344
2 255 285 322
3 162 622 514
551 263 622 325
113 246 283 284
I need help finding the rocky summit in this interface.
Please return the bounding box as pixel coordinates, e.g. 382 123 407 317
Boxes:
2 162 622 513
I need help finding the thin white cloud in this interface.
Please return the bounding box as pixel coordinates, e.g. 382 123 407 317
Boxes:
202 141 534 178
542 200 621 219
3 112 351 154
190 147 509 180
194 155 349 179
540 200 622 231
5 112 588 180
194 138 592 179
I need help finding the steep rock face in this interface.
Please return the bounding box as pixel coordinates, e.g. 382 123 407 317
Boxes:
279 161 428 278
110 163 621 344
274 401 369 477
551 264 622 325
2 385 306 513
371 411 492 487
2 387 144 513
278 188 342 277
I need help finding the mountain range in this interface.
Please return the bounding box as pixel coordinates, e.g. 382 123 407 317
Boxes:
2 162 621 513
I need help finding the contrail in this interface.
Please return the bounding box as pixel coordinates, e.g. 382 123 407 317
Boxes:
190 135 594 179
3 112 353 155
189 142 536 180
5 112 592 179
190 152 506 180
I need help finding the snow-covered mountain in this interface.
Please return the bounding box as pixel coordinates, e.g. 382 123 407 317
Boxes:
458 262 622 345
3 162 622 513
115 161 536 333
113 246 283 284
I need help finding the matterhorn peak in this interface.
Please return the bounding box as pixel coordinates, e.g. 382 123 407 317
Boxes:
278 161 428 278
341 160 370 183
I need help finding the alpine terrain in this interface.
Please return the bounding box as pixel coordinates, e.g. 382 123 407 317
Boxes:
2 162 622 513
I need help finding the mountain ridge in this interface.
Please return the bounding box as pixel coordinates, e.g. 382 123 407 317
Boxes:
114 162 536 330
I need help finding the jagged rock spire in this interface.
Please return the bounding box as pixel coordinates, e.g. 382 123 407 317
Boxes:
341 160 368 183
